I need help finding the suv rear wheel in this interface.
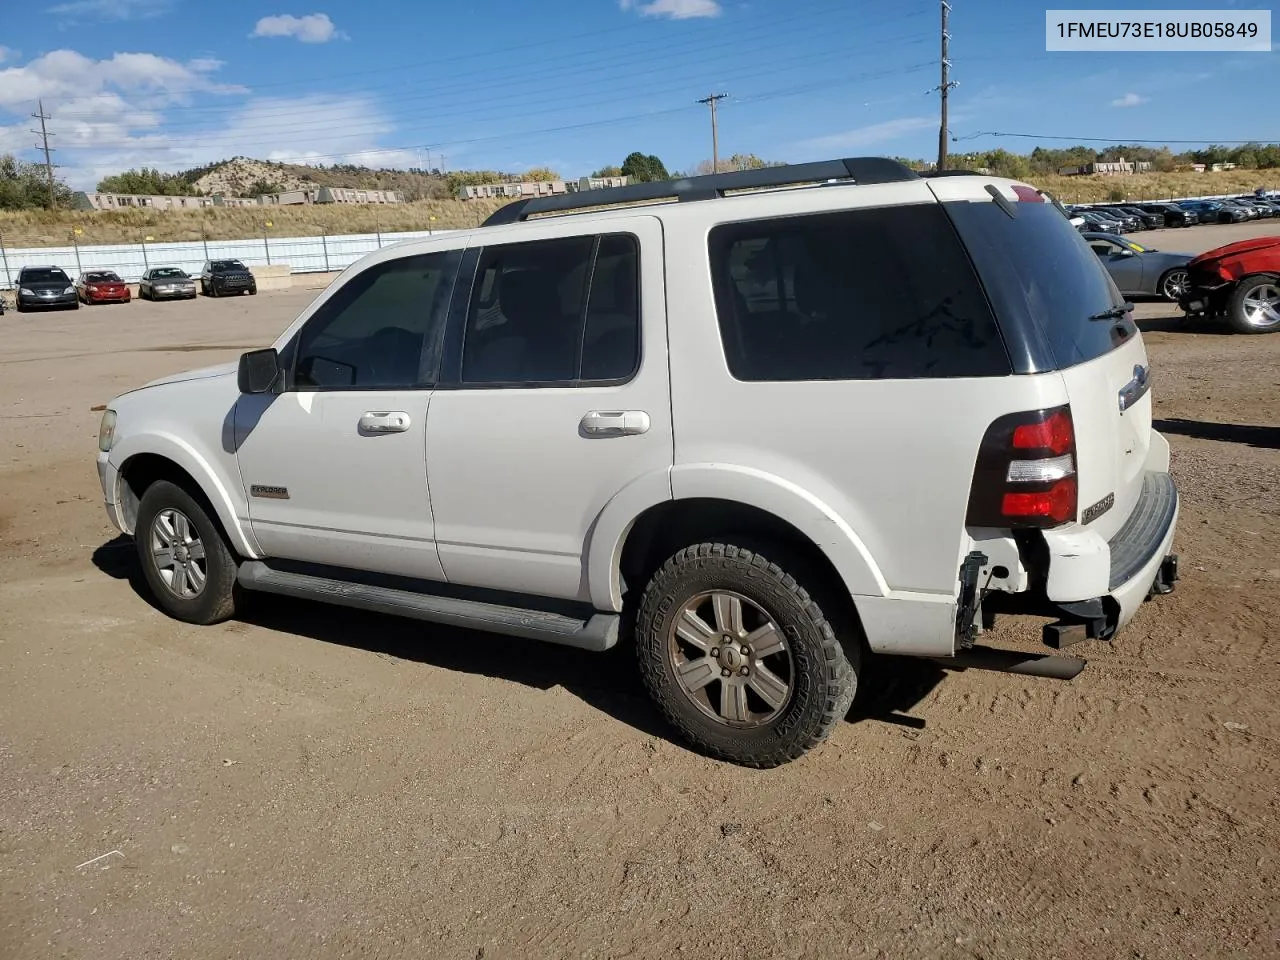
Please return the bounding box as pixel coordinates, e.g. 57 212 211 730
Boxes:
135 480 238 624
635 542 857 767
1226 275 1280 333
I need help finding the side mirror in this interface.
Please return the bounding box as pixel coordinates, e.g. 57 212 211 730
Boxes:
1116 248 1136 257
238 348 281 394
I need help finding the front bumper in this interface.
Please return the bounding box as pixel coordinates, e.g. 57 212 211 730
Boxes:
154 286 197 299
88 291 130 302
18 293 77 308
97 453 127 535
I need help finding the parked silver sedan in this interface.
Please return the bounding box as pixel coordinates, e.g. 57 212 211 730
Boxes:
139 267 197 301
1083 232 1194 302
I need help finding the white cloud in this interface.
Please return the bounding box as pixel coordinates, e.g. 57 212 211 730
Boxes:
251 13 345 43
1110 92 1147 108
795 116 936 153
47 0 173 19
0 50 242 110
0 47 16 64
619 0 721 19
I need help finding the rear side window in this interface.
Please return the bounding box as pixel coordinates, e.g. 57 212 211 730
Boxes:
708 205 1010 381
461 233 640 386
944 200 1136 370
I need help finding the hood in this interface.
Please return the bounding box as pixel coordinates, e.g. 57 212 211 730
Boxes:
1189 236 1280 269
140 360 239 390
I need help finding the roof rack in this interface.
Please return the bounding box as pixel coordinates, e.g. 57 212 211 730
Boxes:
482 156 919 227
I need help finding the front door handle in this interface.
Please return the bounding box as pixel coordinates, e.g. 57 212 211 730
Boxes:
580 410 650 437
359 411 411 434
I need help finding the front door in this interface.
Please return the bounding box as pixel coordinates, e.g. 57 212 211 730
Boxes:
426 217 672 602
233 248 462 580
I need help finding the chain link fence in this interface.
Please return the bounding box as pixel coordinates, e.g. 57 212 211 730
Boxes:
0 227 461 290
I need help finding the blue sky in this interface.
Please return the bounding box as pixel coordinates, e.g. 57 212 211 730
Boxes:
0 0 1275 188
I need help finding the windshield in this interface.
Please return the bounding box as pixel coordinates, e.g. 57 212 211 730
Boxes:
86 272 120 283
153 268 186 278
944 199 1135 371
22 269 69 283
213 260 246 272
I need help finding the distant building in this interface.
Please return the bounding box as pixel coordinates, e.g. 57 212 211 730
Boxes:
1210 162 1237 173
572 175 630 192
458 181 568 200
1056 158 1154 177
72 192 214 211
72 186 404 211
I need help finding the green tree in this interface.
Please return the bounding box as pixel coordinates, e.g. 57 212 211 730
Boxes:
97 167 196 195
621 152 669 182
591 165 623 178
0 153 74 210
522 166 562 182
241 179 284 197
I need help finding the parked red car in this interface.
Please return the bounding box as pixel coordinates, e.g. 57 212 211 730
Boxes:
76 271 131 305
1178 237 1280 333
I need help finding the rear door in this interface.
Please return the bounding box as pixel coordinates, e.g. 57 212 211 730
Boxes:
939 184 1152 540
425 216 672 602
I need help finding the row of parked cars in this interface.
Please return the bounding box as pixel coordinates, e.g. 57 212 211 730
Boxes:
1068 194 1280 234
5 260 259 313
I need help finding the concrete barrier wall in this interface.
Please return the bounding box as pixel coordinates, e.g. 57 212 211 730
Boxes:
0 228 461 289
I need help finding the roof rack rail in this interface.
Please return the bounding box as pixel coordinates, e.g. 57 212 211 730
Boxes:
920 169 984 178
482 156 919 227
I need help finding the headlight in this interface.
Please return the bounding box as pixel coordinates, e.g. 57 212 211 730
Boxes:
98 409 117 453
20 287 34 296
63 286 75 295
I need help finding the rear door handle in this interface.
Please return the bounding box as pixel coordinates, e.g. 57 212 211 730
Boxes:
359 411 411 434
580 410 650 437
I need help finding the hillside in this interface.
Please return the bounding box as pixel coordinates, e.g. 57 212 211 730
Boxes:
186 157 449 201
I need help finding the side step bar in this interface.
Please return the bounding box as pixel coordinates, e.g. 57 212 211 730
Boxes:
236 561 619 652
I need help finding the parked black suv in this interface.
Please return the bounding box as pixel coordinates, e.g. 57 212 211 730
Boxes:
1137 203 1197 227
200 259 258 297
1105 205 1164 230
15 266 79 312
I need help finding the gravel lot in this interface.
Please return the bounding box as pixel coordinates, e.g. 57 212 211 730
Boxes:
2 221 1278 960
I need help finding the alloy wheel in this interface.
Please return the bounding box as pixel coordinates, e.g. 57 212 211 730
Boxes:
1242 283 1280 330
1161 269 1190 301
668 590 794 727
149 508 208 598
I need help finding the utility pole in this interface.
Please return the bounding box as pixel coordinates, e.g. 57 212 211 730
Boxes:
935 1 957 172
31 100 57 209
697 93 728 173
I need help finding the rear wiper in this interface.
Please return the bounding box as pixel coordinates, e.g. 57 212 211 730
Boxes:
1088 302 1135 321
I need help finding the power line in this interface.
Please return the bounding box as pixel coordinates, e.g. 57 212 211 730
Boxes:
697 93 729 172
957 132 1280 144
31 100 57 210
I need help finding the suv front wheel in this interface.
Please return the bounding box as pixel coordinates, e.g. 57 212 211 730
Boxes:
635 542 857 767
135 480 239 624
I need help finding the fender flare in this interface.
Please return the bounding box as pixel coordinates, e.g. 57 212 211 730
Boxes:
586 463 888 611
110 432 260 558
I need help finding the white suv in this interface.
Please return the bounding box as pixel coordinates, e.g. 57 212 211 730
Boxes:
95 158 1180 767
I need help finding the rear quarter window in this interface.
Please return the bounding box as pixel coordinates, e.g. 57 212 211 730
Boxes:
943 200 1137 371
708 205 1011 381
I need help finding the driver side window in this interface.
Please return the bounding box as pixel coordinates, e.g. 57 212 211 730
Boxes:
1089 239 1120 258
293 250 462 390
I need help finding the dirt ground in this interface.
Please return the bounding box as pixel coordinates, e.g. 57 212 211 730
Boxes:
2 221 1278 960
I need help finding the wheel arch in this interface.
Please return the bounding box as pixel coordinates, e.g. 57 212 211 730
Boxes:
113 437 258 557
587 464 888 616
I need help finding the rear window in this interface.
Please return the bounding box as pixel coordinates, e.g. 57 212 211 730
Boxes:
22 269 69 283
708 205 1011 381
943 199 1136 370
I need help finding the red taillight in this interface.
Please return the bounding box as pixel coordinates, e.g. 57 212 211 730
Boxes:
1011 408 1074 455
967 405 1078 529
1001 478 1078 524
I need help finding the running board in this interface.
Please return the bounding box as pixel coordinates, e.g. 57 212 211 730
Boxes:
236 561 619 652
935 645 1086 681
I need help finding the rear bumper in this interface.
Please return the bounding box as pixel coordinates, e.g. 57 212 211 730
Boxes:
982 469 1179 647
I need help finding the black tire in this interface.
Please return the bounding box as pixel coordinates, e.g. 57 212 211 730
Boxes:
1225 275 1280 334
1158 268 1190 303
248 287 257 296
135 480 238 624
635 542 858 768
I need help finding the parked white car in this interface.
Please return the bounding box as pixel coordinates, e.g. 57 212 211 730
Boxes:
95 158 1180 766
